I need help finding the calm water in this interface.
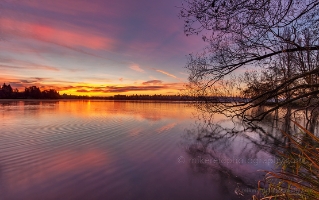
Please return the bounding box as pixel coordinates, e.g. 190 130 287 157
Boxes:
0 100 275 200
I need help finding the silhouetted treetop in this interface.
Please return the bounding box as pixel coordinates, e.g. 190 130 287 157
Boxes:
0 83 14 98
180 0 319 81
180 0 319 123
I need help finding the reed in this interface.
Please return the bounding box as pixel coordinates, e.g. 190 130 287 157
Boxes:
253 121 319 200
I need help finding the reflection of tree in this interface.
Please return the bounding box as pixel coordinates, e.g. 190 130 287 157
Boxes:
183 121 257 197
254 122 319 200
0 100 19 107
182 111 317 198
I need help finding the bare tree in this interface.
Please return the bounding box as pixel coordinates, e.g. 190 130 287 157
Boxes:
180 0 319 123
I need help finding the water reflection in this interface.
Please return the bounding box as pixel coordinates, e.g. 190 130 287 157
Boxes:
182 118 267 199
1 100 314 199
182 106 319 199
0 100 219 200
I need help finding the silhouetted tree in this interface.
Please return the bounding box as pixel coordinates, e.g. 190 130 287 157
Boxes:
180 0 319 123
41 89 60 99
24 86 41 99
0 83 13 98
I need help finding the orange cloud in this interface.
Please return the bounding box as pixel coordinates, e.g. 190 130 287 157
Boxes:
59 81 185 95
76 89 89 93
1 18 115 50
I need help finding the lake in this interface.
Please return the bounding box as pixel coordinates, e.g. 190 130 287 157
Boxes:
0 100 277 200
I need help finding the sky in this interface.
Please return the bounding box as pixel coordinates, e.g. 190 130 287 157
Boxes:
0 0 206 96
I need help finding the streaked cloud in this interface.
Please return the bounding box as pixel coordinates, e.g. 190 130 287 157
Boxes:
62 81 185 94
179 72 189 76
155 69 177 79
18 0 113 15
74 85 166 93
0 64 59 72
1 18 115 50
142 80 163 85
104 85 163 93
76 89 89 93
129 65 144 73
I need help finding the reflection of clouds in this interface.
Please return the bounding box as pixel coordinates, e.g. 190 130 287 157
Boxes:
1 101 225 200
156 122 177 133
129 128 142 136
184 107 312 198
182 117 279 198
137 113 162 121
0 101 60 124
3 149 109 189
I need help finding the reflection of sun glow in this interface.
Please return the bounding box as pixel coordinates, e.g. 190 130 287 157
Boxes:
4 149 109 189
0 100 227 122
0 100 232 200
55 101 195 120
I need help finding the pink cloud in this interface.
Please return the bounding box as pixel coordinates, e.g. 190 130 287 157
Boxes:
155 69 177 79
0 64 59 72
1 18 115 50
129 64 144 73
0 56 60 71
70 82 185 93
156 123 177 133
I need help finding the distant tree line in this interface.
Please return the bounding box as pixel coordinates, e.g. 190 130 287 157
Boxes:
0 83 60 99
112 94 188 101
0 83 199 100
61 93 195 101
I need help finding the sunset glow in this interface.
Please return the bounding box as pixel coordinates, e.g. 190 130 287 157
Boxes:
0 0 205 96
